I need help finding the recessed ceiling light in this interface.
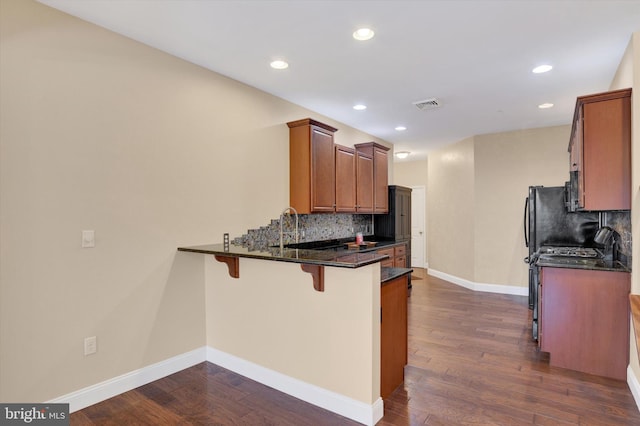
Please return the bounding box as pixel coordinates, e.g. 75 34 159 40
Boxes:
395 151 410 159
270 60 289 70
395 126 407 131
353 104 367 111
538 103 554 109
532 64 553 74
353 28 375 41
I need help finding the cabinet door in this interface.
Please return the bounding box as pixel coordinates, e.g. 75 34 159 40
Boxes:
582 95 631 210
288 118 338 214
335 145 356 212
397 189 411 240
356 150 374 213
393 244 407 267
374 147 389 213
571 108 584 209
381 275 408 398
569 107 583 173
310 125 336 212
540 267 630 380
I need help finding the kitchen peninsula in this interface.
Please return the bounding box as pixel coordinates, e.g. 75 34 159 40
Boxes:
177 242 411 425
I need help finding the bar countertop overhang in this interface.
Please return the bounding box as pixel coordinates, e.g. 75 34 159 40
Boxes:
177 243 389 268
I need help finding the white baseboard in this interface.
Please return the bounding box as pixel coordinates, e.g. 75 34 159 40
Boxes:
47 347 206 412
428 268 528 296
207 346 383 426
47 346 383 425
628 366 640 412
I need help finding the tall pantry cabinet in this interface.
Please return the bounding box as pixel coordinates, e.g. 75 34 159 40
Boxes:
375 185 412 241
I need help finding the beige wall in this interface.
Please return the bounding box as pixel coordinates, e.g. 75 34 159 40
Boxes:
424 126 569 287
206 260 381 403
610 32 640 393
427 137 476 281
0 0 389 403
394 158 428 188
474 125 570 285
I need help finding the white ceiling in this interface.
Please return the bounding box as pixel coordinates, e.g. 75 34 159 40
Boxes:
38 0 640 160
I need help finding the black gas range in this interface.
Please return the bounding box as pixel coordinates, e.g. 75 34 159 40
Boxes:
530 245 604 341
537 246 600 258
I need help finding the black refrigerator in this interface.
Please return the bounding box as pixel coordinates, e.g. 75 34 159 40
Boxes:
524 185 599 339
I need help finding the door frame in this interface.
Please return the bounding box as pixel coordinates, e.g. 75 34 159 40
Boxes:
410 185 426 268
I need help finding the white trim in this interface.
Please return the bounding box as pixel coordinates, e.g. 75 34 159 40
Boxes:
428 268 528 296
628 366 640 412
44 346 383 425
207 346 383 426
47 347 206 413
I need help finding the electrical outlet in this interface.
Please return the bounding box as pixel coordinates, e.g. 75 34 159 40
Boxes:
82 230 95 248
84 336 97 356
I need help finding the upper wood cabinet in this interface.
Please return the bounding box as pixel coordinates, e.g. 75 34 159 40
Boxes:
355 149 374 213
288 118 338 214
355 142 390 214
287 119 389 215
335 144 357 213
569 88 631 211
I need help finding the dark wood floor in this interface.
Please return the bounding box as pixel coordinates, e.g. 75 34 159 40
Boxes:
71 269 640 425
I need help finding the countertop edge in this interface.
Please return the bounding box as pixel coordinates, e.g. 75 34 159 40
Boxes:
177 245 388 269
536 260 631 273
381 267 413 284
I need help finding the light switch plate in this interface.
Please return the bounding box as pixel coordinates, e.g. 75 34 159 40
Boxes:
82 230 95 248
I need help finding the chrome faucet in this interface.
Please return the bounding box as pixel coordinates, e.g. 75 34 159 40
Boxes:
279 206 299 252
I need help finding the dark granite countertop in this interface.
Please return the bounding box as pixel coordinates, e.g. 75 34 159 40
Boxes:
381 267 413 284
177 243 389 268
536 256 630 273
280 237 405 253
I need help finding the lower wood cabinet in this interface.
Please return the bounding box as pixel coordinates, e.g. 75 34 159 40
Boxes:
381 274 408 398
539 267 630 380
377 247 395 268
376 242 408 268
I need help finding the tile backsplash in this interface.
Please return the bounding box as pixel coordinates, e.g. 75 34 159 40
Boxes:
604 210 632 258
233 214 374 250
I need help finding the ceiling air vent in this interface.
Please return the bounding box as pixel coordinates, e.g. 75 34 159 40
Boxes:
413 98 442 111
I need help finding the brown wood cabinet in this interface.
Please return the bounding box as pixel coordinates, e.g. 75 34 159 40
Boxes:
381 274 408 398
568 88 631 211
539 267 630 380
288 118 338 214
355 149 374 213
393 244 407 268
288 120 390 215
375 185 412 242
377 247 395 268
355 142 389 213
376 242 408 268
335 144 356 212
